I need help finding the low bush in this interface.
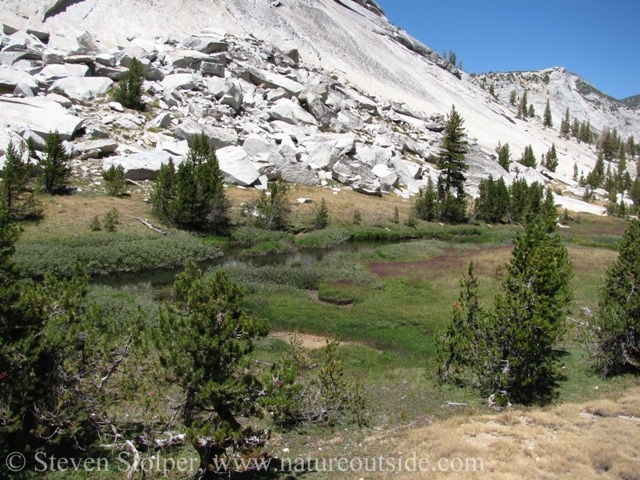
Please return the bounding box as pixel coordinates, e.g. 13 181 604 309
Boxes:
295 227 349 249
215 256 381 293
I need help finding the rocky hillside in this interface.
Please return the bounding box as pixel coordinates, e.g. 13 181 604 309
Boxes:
0 0 637 214
477 67 640 140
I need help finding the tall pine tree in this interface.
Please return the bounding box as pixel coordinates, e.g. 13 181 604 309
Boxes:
543 99 553 127
436 105 469 223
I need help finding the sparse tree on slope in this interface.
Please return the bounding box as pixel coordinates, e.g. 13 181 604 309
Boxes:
112 57 146 110
496 142 512 171
560 108 571 138
520 145 537 168
543 99 553 127
517 90 528 119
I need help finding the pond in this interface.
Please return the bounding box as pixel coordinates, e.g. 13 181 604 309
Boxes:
91 239 399 301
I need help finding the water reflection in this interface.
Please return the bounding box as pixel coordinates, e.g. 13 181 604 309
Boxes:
91 240 393 301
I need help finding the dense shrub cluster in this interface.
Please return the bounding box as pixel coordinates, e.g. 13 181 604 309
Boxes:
14 232 222 278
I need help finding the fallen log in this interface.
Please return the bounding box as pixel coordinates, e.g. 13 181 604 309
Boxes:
125 214 168 235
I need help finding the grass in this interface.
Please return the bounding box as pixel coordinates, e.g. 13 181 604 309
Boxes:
295 227 350 248
14 231 222 278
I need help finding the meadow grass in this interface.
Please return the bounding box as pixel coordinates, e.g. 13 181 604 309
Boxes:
14 231 222 278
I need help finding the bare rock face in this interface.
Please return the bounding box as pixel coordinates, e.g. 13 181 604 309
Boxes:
0 97 83 140
216 146 260 186
50 76 113 102
103 151 181 180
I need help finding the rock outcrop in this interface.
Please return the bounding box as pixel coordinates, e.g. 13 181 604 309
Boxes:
0 0 636 214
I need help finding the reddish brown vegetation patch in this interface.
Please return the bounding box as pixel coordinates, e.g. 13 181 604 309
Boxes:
369 247 513 280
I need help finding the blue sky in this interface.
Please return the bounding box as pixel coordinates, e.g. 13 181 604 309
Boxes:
374 0 640 100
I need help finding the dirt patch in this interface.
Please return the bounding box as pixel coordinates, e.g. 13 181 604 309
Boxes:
269 331 336 350
370 246 513 280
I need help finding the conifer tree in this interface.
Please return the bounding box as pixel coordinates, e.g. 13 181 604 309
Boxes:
112 57 146 110
586 152 606 189
475 175 509 223
543 99 553 127
560 108 571 137
150 134 230 232
495 142 511 171
509 90 517 106
520 145 537 168
528 103 535 118
489 84 498 100
544 144 558 172
517 90 528 119
155 261 270 472
434 262 488 386
435 213 573 405
245 175 291 231
590 220 640 376
413 177 438 221
436 105 469 223
488 213 572 404
313 197 330 230
1 142 39 219
38 131 71 194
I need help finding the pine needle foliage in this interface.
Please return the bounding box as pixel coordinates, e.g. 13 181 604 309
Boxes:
38 132 71 194
112 57 145 110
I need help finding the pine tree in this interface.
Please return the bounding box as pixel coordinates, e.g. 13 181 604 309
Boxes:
413 177 437 221
590 220 640 376
520 145 537 168
150 134 230 232
544 144 559 172
1 141 39 219
313 197 330 230
434 261 488 386
155 261 270 472
448 51 457 67
509 90 517 106
38 131 71 194
517 90 528 119
543 99 553 127
112 57 146 110
586 152 606 189
488 213 573 404
436 105 469 223
560 108 571 138
245 175 291 230
150 157 178 224
101 164 127 196
434 213 573 405
495 142 511 171
489 84 498 100
528 103 535 118
475 175 509 224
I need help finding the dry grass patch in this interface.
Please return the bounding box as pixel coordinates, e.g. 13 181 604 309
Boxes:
20 193 155 240
226 184 413 227
389 389 640 479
